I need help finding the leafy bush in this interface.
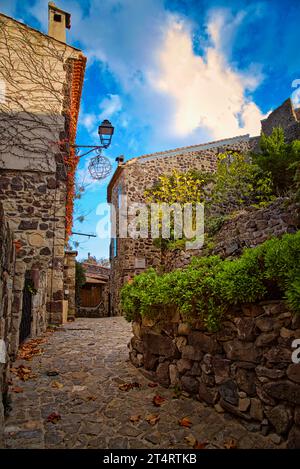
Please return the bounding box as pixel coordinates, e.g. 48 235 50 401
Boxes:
121 231 300 330
253 127 300 195
210 151 274 212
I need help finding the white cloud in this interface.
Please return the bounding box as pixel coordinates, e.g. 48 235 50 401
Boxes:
27 1 268 147
99 94 122 120
80 112 97 132
150 15 267 140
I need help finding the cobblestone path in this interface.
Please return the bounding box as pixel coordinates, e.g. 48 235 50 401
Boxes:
4 318 285 449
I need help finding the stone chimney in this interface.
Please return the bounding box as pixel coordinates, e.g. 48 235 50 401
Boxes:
48 2 71 43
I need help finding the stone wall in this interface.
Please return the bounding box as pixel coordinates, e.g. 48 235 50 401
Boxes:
129 301 300 447
261 98 300 141
0 171 67 355
0 203 15 446
162 198 300 272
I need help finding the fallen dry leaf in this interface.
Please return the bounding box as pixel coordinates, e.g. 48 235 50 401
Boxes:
118 382 141 392
86 395 97 401
194 440 209 449
152 394 166 407
11 365 35 381
130 415 141 424
11 386 23 393
46 412 61 424
145 414 160 425
51 381 63 389
17 338 45 361
185 434 197 447
148 382 158 388
224 438 237 449
179 417 192 428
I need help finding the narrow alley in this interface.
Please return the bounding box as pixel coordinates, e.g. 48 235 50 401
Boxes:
4 318 284 449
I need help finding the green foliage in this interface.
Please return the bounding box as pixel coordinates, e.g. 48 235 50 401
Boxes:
286 278 300 314
144 169 211 205
121 231 300 330
253 127 300 195
75 261 86 304
210 151 274 211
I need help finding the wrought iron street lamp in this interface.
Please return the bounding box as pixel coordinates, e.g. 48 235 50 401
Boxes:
71 119 114 180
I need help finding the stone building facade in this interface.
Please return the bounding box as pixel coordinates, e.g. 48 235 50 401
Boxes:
0 1 86 433
107 98 300 316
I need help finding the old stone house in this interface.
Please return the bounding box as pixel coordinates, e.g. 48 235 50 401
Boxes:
0 2 86 441
107 98 300 316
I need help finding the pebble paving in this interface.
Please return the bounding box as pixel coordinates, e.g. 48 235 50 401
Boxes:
4 317 285 449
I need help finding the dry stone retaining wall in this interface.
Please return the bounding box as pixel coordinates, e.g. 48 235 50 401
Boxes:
162 198 300 272
129 301 300 447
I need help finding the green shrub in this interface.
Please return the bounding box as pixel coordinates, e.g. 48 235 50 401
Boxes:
120 231 300 330
210 151 274 212
253 127 300 195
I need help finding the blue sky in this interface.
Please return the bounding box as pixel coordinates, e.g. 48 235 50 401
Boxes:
1 0 300 260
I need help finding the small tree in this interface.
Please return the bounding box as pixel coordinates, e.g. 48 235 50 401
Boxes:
253 127 300 195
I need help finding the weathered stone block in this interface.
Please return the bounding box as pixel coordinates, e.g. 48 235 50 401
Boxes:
198 383 219 405
255 317 274 332
18 220 38 230
188 331 219 353
263 346 292 364
143 331 179 358
156 362 170 387
177 358 192 375
249 398 264 421
224 339 261 362
236 368 256 396
219 398 251 420
188 361 202 377
143 351 158 371
241 304 264 317
255 331 278 347
287 425 300 449
219 379 239 406
180 376 199 394
265 404 293 434
234 317 254 341
178 323 191 336
175 336 187 352
239 397 250 412
215 321 236 342
131 336 144 354
263 380 300 405
169 364 179 386
181 345 203 361
212 356 230 384
287 364 300 384
256 365 285 380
